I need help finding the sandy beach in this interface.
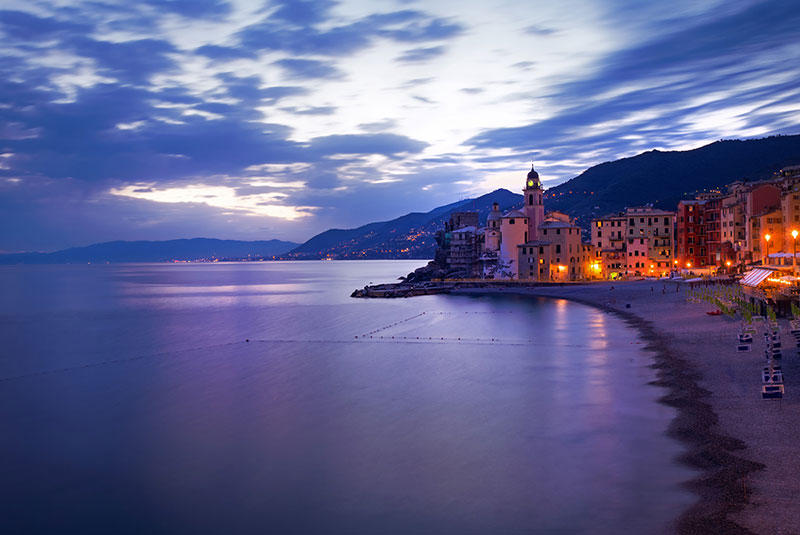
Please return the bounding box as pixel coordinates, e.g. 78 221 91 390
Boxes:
452 280 799 535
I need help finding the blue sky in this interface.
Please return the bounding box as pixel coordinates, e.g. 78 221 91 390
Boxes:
1 0 799 251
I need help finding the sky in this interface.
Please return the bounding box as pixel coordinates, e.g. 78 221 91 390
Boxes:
2 0 800 252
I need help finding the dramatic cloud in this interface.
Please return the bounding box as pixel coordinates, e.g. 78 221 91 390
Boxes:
1 0 799 250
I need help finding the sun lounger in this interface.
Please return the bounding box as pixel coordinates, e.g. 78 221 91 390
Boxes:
762 384 784 399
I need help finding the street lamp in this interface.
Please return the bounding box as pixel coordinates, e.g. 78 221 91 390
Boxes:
765 233 771 265
792 229 798 277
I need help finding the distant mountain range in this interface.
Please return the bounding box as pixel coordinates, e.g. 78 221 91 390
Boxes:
4 135 799 263
286 188 522 260
0 238 299 264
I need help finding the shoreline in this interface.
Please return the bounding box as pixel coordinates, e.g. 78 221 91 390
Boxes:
444 281 789 535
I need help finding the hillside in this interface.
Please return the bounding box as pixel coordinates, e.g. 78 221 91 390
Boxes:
288 189 522 259
0 238 299 264
545 134 800 222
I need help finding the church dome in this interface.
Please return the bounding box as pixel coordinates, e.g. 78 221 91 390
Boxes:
525 162 542 189
527 164 539 181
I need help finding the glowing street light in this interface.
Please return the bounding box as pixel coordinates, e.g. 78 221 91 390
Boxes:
793 229 799 277
765 233 772 265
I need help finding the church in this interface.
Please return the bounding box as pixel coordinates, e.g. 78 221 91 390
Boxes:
445 164 595 281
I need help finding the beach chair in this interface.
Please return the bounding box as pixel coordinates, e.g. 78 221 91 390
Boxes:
762 369 784 384
738 333 753 344
761 384 784 399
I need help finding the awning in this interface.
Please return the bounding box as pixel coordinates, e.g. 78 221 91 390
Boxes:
741 268 774 287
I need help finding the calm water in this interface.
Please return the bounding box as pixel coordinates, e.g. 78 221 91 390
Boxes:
0 261 695 533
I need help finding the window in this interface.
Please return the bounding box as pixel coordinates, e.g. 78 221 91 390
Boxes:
654 217 659 224
629 229 633 235
539 247 544 254
629 218 635 225
556 228 561 235
640 218 644 223
689 247 694 254
509 219 515 224
640 239 644 245
597 231 601 238
543 229 547 235
556 244 561 253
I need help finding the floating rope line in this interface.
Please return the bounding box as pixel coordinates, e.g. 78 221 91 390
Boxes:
358 311 427 338
357 310 518 339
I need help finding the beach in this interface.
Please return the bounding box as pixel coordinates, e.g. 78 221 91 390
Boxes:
452 280 800 535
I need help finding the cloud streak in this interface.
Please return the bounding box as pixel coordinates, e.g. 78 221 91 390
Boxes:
1 0 799 250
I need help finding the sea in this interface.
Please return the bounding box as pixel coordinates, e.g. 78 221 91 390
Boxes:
0 260 696 534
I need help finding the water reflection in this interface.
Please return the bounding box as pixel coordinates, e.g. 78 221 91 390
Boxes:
0 262 695 534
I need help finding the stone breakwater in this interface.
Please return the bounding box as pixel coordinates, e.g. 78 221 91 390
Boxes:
350 280 584 298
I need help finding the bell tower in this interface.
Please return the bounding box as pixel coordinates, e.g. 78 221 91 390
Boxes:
523 161 544 241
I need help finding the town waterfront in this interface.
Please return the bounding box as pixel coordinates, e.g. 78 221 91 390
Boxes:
0 261 695 533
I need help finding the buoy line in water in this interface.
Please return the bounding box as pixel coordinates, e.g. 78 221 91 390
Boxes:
358 310 520 339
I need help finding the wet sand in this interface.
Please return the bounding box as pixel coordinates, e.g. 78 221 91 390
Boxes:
453 280 799 535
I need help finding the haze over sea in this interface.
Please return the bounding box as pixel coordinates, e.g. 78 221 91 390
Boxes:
1 261 694 533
